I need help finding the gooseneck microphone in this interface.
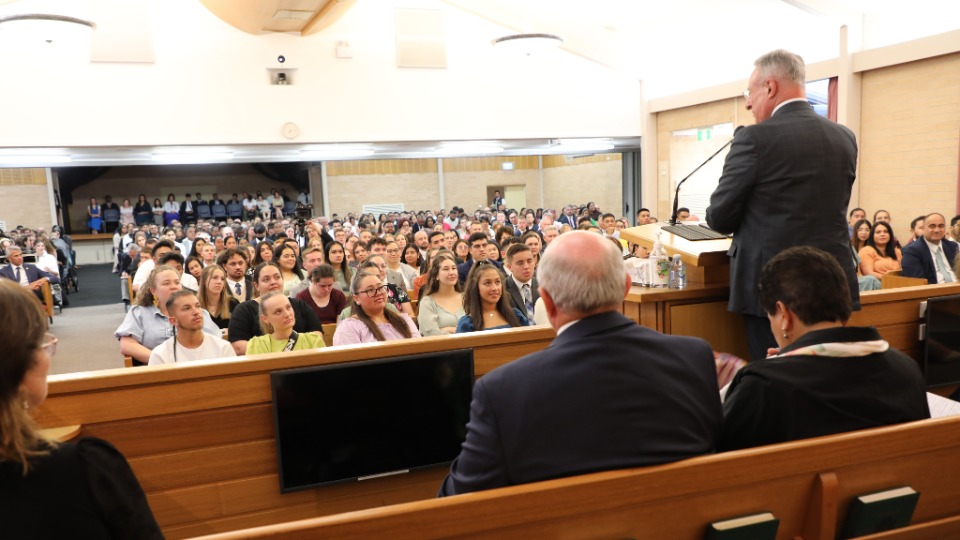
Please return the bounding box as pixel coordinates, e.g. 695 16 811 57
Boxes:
669 126 744 225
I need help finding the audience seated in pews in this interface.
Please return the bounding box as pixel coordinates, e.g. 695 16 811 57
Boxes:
858 221 902 279
148 290 235 365
295 265 348 324
227 262 321 355
0 280 163 538
503 243 538 321
417 252 465 336
439 231 722 496
131 238 175 294
245 292 326 355
0 245 59 304
116 265 221 366
333 270 420 345
197 264 238 330
456 262 530 333
902 213 957 284
287 245 326 297
719 246 930 451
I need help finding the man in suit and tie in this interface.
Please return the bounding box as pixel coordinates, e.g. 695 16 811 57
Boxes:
179 193 198 225
218 248 254 302
1 245 60 302
706 49 859 362
504 243 538 320
439 231 721 496
902 213 957 284
559 205 579 228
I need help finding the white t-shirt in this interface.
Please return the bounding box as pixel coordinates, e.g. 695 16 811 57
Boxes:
148 333 235 365
132 259 155 289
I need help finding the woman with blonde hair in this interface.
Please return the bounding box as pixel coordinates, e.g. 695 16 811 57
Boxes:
246 292 326 355
0 280 163 537
197 264 238 330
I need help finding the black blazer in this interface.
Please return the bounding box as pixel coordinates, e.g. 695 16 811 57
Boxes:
504 275 539 319
706 101 859 316
438 311 722 496
901 239 958 284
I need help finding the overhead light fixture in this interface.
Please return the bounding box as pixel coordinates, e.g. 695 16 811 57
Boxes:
0 14 96 46
492 33 563 55
434 145 504 156
0 154 72 166
300 149 375 159
152 152 234 163
557 138 615 151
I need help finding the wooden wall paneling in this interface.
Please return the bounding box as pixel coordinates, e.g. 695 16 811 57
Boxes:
81 404 274 458
37 373 271 426
848 300 922 326
669 301 749 359
129 439 277 492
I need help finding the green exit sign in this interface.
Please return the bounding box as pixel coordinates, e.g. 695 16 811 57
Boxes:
698 129 712 141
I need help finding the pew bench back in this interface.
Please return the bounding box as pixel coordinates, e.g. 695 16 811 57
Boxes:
35 326 557 539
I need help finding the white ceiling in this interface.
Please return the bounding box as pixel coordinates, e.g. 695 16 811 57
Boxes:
1 0 957 167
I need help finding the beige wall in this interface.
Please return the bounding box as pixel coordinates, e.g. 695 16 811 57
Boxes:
859 52 960 232
655 99 754 220
655 52 960 229
0 169 53 232
326 154 624 217
542 155 623 216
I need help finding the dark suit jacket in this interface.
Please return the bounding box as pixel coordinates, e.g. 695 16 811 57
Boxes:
0 263 60 285
706 101 859 316
504 275 539 319
457 259 503 284
179 201 197 221
901 238 958 284
438 311 722 496
559 214 578 228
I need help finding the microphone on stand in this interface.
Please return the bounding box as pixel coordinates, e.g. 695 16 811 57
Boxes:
669 126 744 225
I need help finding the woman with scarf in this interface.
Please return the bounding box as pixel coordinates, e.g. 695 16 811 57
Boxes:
718 246 929 451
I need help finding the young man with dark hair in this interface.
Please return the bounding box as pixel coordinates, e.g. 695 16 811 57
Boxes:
504 243 538 319
457 232 503 283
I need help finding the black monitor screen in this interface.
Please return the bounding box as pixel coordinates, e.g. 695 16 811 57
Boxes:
924 294 960 388
270 349 474 493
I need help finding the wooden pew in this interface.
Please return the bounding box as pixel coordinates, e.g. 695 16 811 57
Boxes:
40 280 54 323
192 415 960 540
881 270 928 289
34 326 557 539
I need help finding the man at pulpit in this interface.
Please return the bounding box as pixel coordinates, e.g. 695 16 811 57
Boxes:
706 49 859 362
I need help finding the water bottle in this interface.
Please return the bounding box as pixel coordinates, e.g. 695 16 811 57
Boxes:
649 232 670 288
670 254 686 289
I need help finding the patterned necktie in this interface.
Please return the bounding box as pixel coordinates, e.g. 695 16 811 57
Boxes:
235 282 242 297
935 247 954 283
522 284 533 318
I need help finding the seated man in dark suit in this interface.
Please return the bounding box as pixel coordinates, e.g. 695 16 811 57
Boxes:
439 231 722 496
179 193 198 224
901 212 957 284
503 243 538 320
0 245 60 302
457 232 503 283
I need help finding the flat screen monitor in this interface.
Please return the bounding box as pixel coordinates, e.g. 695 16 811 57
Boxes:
923 294 960 388
270 349 474 493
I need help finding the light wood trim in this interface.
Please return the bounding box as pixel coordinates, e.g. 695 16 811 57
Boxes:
321 323 337 346
192 416 960 540
129 439 276 492
542 154 621 168
326 159 438 176
40 281 54 321
882 274 929 289
803 472 839 540
39 424 81 441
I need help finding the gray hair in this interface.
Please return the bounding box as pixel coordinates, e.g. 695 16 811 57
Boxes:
5 246 22 257
537 232 625 313
754 49 805 86
541 225 559 234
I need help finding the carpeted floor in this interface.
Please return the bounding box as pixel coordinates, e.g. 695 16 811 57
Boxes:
51 263 129 374
64 263 127 308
